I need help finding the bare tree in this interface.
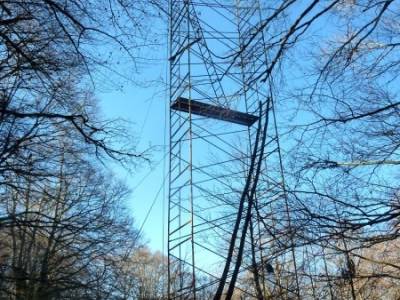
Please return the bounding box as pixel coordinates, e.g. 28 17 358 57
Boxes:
113 247 167 300
220 0 400 297
0 1 165 299
0 136 141 299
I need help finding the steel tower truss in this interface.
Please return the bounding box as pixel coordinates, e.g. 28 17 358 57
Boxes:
168 1 300 298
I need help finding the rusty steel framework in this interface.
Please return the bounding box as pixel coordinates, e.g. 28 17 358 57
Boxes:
168 1 302 298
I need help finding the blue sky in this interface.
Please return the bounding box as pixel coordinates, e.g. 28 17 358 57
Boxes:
98 49 170 253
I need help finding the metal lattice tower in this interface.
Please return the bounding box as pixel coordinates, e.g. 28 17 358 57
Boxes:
168 1 301 298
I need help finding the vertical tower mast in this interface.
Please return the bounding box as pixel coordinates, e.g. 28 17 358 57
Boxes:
168 0 194 297
168 1 300 298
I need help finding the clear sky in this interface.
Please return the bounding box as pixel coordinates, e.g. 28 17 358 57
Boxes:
97 38 170 253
